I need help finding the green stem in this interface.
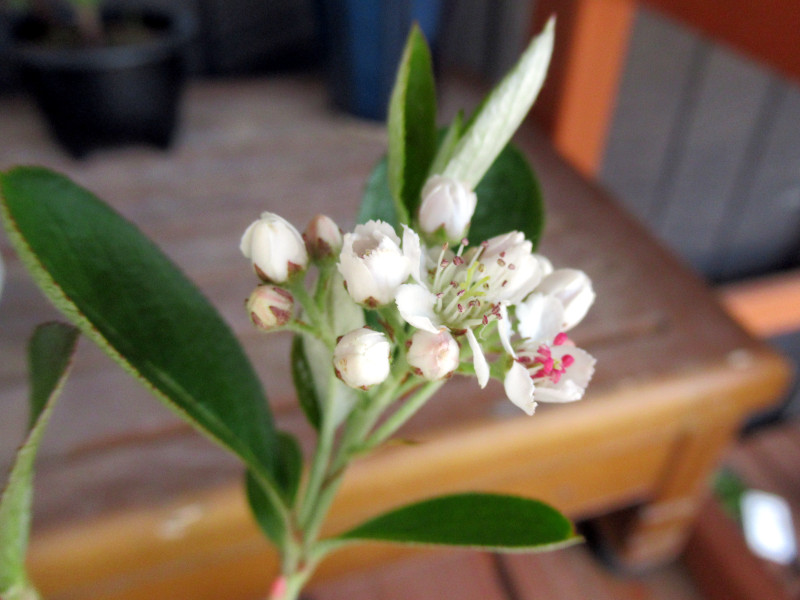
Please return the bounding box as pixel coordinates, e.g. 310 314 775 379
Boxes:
363 379 444 450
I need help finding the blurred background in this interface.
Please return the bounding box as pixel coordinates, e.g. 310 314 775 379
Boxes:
2 1 800 597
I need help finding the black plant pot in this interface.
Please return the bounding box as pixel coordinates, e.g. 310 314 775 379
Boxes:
10 7 195 158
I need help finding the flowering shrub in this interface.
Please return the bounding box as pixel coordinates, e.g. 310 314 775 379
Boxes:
0 17 597 600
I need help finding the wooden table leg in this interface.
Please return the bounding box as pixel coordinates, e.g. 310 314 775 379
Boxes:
593 403 742 570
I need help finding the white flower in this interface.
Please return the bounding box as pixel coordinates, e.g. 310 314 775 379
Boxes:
246 285 294 331
418 175 477 242
337 220 421 307
396 233 545 388
304 214 342 260
333 327 392 389
240 212 308 283
535 269 594 330
503 333 595 415
407 329 460 380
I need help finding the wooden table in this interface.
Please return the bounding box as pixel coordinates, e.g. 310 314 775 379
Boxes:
0 77 791 600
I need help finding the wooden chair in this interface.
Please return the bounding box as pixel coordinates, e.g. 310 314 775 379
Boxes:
530 0 800 338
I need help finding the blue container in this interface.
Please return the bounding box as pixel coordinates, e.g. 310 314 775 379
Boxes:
315 0 442 120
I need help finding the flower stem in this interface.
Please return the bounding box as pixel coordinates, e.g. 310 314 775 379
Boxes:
363 380 444 450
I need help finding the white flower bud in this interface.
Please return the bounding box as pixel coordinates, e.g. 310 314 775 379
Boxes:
240 212 308 283
407 329 460 380
246 285 294 331
535 269 595 330
333 327 391 389
337 220 418 307
418 175 477 242
304 214 342 260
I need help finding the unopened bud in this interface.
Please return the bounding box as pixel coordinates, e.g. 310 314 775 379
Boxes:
418 175 477 242
407 330 460 380
304 214 342 260
240 212 308 283
246 285 294 331
333 327 391 389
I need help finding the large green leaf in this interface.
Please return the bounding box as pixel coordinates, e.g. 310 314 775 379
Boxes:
360 144 544 247
245 432 303 544
470 144 544 248
387 24 437 224
442 17 555 189
1 322 79 599
336 493 577 551
0 167 280 489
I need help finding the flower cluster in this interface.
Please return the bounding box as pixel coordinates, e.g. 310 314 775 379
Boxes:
240 176 596 417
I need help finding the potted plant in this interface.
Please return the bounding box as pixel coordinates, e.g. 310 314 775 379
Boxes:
6 0 195 158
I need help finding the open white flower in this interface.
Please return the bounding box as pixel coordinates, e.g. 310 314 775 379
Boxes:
407 329 460 380
338 220 421 307
241 212 308 283
333 327 391 389
503 333 595 415
397 233 545 387
418 175 477 242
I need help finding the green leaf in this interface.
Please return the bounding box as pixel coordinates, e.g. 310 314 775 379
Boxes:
1 322 79 598
245 432 303 543
387 24 437 225
359 157 399 228
469 144 544 248
442 17 555 189
336 493 578 552
0 167 280 489
291 335 322 431
428 112 464 178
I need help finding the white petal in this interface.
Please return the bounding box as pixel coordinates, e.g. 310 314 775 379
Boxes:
466 327 490 388
396 284 441 333
516 293 564 341
503 361 537 415
534 380 583 403
402 225 424 283
552 346 596 389
497 303 515 357
537 269 595 330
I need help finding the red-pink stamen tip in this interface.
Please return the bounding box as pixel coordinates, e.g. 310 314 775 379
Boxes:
554 332 570 346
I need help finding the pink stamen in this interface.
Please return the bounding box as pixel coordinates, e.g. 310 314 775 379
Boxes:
562 354 575 368
554 332 570 346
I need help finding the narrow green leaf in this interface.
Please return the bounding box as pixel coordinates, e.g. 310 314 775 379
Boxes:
291 335 322 431
387 24 437 224
442 17 555 189
0 167 279 489
359 156 399 228
469 144 544 248
336 493 578 551
1 322 79 597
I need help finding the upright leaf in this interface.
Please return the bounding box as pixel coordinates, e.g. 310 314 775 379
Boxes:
387 24 437 224
291 335 322 431
442 17 555 189
0 167 280 492
336 493 578 552
1 322 79 599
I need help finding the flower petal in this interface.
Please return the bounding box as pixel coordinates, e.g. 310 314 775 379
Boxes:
402 225 424 284
503 361 536 415
516 293 564 341
396 284 441 333
466 327 490 388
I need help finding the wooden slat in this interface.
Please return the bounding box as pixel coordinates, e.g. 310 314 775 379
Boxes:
641 0 800 84
531 0 636 176
719 269 800 338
